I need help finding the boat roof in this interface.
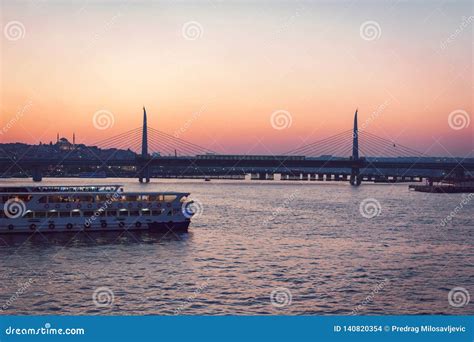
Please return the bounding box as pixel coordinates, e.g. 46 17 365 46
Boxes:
0 185 189 196
0 185 122 193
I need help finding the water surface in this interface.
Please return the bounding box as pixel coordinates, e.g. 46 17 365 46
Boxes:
0 178 472 315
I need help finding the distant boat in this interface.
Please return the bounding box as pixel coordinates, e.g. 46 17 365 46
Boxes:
78 171 106 178
204 177 211 182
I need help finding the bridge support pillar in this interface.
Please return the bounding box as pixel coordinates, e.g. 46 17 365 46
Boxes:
288 174 299 181
350 168 362 186
350 109 361 186
139 165 150 183
32 166 42 182
139 107 150 183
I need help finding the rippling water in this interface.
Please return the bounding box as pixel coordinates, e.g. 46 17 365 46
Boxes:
0 178 472 315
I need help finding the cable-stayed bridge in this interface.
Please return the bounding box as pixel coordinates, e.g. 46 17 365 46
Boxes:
0 108 472 184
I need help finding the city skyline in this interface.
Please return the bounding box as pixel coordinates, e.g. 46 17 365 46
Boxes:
1 0 472 156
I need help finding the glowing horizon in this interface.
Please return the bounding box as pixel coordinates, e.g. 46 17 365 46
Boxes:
1 0 472 156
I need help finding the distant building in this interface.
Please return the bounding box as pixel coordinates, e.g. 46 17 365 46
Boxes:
57 137 74 151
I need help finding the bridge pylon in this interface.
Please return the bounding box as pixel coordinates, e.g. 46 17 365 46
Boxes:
350 109 362 186
138 106 151 183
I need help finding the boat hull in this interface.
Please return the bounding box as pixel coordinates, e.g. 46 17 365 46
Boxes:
0 219 191 234
148 220 190 233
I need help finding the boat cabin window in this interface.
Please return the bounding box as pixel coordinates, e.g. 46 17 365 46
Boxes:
35 212 46 218
107 210 117 217
77 195 94 202
152 210 163 216
130 210 140 216
164 195 177 202
71 210 81 217
140 209 151 216
84 211 94 217
17 195 32 202
123 195 137 201
47 211 59 218
24 211 34 218
47 195 62 203
59 212 70 218
119 210 128 217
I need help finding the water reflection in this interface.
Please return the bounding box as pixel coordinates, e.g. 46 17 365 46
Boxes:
0 230 190 249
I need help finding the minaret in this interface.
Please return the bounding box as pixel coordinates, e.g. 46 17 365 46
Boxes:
57 133 59 144
73 133 75 148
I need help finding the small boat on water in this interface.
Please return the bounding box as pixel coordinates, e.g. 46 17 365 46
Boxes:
0 185 195 234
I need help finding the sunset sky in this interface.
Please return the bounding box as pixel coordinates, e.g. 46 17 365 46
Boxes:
1 0 472 156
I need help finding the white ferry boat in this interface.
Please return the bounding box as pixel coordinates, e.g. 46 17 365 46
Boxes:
0 185 195 234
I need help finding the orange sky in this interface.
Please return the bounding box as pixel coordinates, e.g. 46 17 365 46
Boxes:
1 1 472 156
